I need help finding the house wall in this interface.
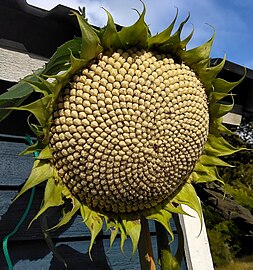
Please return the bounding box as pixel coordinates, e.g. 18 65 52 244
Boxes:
3 0 252 269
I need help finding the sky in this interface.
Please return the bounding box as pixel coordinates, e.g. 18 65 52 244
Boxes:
27 0 253 69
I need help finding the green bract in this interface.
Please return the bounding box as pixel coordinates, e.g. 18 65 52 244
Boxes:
0 3 245 264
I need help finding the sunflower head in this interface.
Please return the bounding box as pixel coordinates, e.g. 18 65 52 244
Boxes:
0 3 245 259
51 47 210 214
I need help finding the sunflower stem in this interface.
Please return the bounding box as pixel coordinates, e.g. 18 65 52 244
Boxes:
138 217 156 270
173 214 184 266
155 220 181 270
155 221 170 269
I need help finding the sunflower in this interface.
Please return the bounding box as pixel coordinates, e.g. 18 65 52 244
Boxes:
0 3 244 267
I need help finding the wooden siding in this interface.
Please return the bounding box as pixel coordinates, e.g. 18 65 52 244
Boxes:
0 134 162 269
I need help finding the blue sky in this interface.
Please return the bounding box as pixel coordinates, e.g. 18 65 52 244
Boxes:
27 0 253 69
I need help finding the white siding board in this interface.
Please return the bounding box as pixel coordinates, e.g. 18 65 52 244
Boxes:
223 112 242 126
179 204 214 270
0 47 46 82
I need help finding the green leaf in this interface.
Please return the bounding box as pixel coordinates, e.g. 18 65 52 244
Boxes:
118 3 149 49
27 115 45 137
100 9 122 50
43 38 82 75
146 208 174 240
190 171 201 182
212 74 245 95
173 183 202 224
0 70 43 103
217 122 235 135
0 70 45 122
124 219 141 256
37 145 52 159
180 25 194 49
159 13 190 53
69 51 87 71
15 160 53 200
0 96 28 122
211 117 234 135
48 51 86 99
10 95 53 127
0 84 33 102
190 58 210 72
73 11 102 61
199 56 225 84
209 102 234 118
50 197 81 230
164 203 187 215
205 134 245 156
80 204 104 256
105 218 119 248
118 221 127 253
160 249 180 270
25 75 58 97
19 140 41 156
194 163 223 183
199 154 233 167
193 169 223 184
147 9 178 47
182 33 215 68
30 178 64 225
208 92 231 102
24 80 50 96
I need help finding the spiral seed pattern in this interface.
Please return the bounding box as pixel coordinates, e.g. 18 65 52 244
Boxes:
50 48 209 213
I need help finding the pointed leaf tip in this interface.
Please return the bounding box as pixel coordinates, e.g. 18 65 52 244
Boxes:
199 55 226 85
49 198 81 231
180 23 194 49
125 219 141 256
29 178 63 227
205 134 245 156
15 160 53 201
9 95 53 127
173 183 203 226
118 221 127 253
157 12 190 54
118 2 148 49
80 205 104 258
72 11 102 61
106 219 119 248
100 8 122 50
212 68 246 97
148 8 178 48
146 208 174 241
182 31 215 69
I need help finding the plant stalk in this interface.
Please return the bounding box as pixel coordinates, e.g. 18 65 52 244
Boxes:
155 219 182 270
138 217 156 270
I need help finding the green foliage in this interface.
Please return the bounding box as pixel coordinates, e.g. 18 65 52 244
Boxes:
207 228 233 266
203 131 253 267
203 206 244 267
216 255 253 270
225 184 253 213
220 134 253 213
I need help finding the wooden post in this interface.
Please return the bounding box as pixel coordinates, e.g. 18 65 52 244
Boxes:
138 217 156 270
179 204 214 270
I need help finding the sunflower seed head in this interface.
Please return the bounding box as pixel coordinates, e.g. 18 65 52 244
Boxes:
50 49 209 213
